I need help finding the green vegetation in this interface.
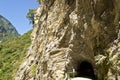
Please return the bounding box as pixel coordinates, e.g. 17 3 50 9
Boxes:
0 30 32 80
26 0 42 25
36 0 42 4
30 64 37 76
26 9 36 24
0 15 19 42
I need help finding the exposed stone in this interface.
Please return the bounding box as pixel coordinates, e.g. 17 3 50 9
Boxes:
15 0 120 80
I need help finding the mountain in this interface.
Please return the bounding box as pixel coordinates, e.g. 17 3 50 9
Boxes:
0 30 31 80
0 15 19 42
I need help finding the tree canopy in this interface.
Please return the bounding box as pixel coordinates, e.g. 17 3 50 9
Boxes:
36 0 42 4
26 9 36 24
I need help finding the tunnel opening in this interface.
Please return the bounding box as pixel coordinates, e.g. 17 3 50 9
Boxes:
75 61 96 80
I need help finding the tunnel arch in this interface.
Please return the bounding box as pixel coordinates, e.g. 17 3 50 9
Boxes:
75 61 96 79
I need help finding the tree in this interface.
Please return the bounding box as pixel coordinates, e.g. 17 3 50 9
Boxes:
36 0 42 4
26 9 36 24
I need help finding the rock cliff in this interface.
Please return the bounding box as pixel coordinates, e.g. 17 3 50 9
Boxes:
15 0 120 80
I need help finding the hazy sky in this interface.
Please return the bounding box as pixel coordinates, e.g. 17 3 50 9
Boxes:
0 0 39 34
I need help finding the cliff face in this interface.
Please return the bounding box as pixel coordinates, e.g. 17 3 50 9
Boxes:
15 0 120 80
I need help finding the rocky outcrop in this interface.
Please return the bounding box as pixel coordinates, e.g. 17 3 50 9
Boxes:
95 29 120 80
15 0 120 80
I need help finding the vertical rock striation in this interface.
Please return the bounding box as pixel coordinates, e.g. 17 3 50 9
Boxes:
15 0 120 80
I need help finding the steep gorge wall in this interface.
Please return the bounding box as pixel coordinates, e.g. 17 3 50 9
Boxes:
15 0 120 80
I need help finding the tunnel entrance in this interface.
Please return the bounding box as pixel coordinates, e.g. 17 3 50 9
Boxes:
75 61 96 80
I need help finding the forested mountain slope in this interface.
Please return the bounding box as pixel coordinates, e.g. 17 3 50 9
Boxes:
0 15 19 42
0 30 31 80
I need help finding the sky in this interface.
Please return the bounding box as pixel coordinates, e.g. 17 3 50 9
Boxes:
0 0 39 35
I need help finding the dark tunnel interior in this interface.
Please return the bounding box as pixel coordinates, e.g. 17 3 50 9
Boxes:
75 61 96 80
